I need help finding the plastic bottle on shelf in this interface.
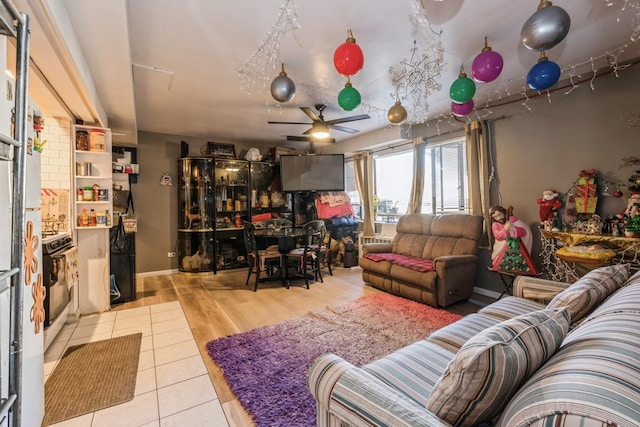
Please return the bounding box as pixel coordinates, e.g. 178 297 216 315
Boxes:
78 208 89 227
89 209 97 226
105 209 112 227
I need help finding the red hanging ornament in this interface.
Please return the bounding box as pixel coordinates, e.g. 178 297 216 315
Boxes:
333 29 364 77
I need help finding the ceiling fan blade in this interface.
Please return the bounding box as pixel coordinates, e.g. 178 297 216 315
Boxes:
330 124 359 134
287 135 336 143
268 121 313 125
325 114 370 125
301 106 320 122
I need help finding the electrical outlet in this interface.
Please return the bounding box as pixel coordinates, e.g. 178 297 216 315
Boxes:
167 252 176 258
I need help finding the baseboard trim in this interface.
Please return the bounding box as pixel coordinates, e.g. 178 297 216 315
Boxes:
473 286 501 300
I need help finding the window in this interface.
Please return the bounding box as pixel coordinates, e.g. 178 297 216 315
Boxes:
344 136 468 224
374 151 413 222
422 137 468 214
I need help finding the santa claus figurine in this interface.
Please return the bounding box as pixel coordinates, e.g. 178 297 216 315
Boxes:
537 189 562 225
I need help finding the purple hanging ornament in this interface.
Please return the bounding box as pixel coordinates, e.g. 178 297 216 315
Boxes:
451 99 474 117
471 37 504 83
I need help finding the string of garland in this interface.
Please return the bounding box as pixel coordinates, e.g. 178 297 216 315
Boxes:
237 0 640 130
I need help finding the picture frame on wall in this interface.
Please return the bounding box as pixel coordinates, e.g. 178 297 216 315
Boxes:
207 142 236 158
273 146 296 161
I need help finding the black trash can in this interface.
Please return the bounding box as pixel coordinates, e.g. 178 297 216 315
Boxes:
342 241 357 268
110 232 136 303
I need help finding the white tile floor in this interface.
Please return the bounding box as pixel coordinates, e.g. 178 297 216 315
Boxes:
43 301 230 427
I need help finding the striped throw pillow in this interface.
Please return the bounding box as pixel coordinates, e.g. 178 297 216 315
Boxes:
547 263 629 324
426 307 570 426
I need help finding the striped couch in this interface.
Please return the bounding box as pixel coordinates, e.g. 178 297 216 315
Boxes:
308 264 640 426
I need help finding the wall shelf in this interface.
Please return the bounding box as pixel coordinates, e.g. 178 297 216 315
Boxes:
72 124 113 314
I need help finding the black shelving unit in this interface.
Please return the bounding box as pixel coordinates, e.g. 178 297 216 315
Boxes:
177 157 293 273
177 157 215 273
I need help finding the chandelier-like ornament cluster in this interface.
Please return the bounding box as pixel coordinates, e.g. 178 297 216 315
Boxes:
389 38 445 124
237 0 300 96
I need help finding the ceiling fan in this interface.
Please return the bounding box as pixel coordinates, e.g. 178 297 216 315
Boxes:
268 104 370 143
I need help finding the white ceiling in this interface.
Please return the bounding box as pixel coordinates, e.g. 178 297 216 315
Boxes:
12 0 640 148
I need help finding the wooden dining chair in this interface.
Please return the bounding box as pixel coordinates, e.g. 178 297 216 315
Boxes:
242 221 284 291
319 219 333 276
284 220 324 289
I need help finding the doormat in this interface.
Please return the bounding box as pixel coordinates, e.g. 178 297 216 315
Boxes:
42 333 142 426
206 293 462 427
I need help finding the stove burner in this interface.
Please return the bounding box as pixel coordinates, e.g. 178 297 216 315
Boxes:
42 233 73 255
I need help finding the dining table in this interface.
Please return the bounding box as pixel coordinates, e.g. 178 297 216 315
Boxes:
254 226 308 252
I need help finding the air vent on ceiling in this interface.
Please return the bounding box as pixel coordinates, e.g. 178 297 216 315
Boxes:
132 64 174 90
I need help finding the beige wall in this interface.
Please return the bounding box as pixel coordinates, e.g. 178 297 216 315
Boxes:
134 63 640 294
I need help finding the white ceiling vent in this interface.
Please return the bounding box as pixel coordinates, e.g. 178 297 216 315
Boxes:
132 64 174 90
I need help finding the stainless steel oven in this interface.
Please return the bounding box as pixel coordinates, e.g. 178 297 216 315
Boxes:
42 233 77 327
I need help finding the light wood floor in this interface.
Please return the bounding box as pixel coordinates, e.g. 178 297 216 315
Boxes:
112 266 492 427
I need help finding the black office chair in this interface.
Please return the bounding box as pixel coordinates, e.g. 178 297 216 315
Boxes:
242 221 284 291
285 220 324 289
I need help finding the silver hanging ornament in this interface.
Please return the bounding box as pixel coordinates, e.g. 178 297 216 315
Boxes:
387 98 407 124
521 1 571 51
270 63 296 102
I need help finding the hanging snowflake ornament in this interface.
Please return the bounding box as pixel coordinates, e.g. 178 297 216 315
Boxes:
389 38 445 124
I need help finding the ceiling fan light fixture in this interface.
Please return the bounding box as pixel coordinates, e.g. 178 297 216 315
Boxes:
311 121 330 139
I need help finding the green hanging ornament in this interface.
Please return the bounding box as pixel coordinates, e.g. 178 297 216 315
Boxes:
449 66 476 104
338 78 361 111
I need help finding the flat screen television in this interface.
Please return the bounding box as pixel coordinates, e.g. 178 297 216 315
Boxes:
280 154 345 192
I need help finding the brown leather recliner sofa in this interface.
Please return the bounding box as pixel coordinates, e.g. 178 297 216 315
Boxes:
359 213 484 307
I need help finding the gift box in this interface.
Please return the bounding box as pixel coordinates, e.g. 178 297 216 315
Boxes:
577 177 595 185
575 183 597 198
576 196 598 213
577 169 597 185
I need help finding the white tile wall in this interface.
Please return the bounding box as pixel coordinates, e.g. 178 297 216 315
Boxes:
40 117 72 189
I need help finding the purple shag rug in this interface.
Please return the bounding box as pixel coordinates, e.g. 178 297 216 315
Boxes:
206 293 462 427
